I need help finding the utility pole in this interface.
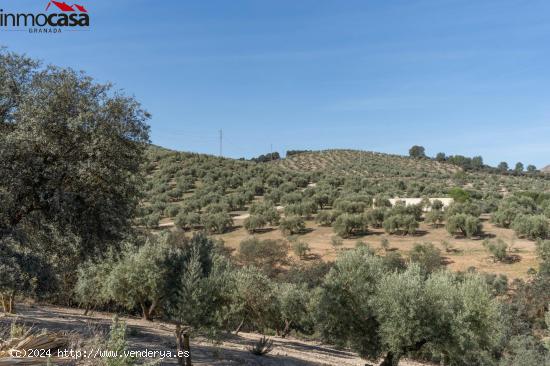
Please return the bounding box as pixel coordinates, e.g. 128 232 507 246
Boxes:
270 143 273 161
219 129 223 157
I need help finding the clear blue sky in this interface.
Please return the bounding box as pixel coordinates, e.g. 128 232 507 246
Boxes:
2 0 550 167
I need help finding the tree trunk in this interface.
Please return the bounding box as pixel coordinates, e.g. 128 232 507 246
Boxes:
282 320 291 338
175 325 185 366
140 301 152 321
234 318 244 335
183 333 192 366
175 325 192 366
0 294 6 313
7 292 15 314
379 351 400 366
147 299 158 320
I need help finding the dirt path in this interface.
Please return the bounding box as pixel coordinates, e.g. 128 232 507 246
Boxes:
1 304 432 366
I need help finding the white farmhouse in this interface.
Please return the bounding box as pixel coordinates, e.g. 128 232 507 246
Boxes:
389 197 454 211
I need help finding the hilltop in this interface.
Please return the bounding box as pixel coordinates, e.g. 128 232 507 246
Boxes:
276 149 459 177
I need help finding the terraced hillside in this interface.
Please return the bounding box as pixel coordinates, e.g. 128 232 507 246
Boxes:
276 149 459 178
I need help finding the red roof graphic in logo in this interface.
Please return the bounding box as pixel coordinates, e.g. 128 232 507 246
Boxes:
45 1 88 12
73 4 88 12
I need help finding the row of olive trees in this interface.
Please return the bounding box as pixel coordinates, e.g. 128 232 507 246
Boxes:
75 232 550 366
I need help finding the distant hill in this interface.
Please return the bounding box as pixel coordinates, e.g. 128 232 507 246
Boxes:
275 149 459 178
543 165 550 173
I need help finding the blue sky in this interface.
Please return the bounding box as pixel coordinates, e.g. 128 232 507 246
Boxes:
2 0 550 167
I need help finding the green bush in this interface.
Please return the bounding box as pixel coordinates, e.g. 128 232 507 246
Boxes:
383 214 418 235
238 238 288 275
446 213 482 238
315 210 340 226
279 216 306 235
482 239 509 262
511 215 549 240
291 241 311 259
201 212 233 234
409 242 442 273
333 213 368 238
244 214 268 233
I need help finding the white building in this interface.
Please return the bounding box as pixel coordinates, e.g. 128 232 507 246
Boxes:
389 197 454 211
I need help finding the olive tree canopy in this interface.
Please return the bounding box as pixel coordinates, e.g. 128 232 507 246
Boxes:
0 49 150 302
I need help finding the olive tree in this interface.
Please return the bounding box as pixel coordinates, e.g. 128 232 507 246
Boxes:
314 248 502 366
279 216 306 235
446 214 483 238
0 49 149 303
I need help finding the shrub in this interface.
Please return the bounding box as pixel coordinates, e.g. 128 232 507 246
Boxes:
445 201 481 218
248 336 274 356
314 249 501 366
291 241 311 259
382 251 406 272
511 215 549 240
174 212 201 230
284 201 318 218
535 240 550 262
380 238 390 251
315 210 339 226
333 213 368 238
239 238 288 275
145 213 160 229
482 239 509 262
104 316 137 366
333 199 369 214
425 209 445 227
365 208 386 228
448 187 470 203
201 212 233 234
383 214 418 235
431 199 444 211
249 202 280 225
446 213 482 238
164 204 181 218
244 214 268 233
409 242 442 273
281 260 333 289
279 216 306 235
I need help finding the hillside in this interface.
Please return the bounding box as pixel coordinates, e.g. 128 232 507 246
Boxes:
133 146 550 280
543 165 550 173
276 149 459 178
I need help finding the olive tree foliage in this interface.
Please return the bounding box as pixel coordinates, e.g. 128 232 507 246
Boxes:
333 213 368 238
228 266 281 334
75 232 223 321
238 238 288 275
492 196 537 228
498 335 550 366
0 49 150 304
383 214 419 235
425 208 445 227
409 145 426 159
0 238 56 313
446 214 483 238
313 247 503 366
409 242 443 274
511 215 549 240
279 216 306 235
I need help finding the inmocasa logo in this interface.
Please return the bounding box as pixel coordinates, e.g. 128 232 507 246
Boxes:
0 1 90 33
